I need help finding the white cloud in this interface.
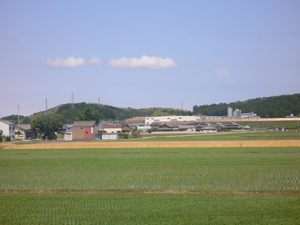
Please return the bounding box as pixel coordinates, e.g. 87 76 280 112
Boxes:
46 57 102 68
214 68 229 80
88 57 102 65
108 55 177 69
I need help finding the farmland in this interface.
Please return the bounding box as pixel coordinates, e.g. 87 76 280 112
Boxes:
1 133 300 224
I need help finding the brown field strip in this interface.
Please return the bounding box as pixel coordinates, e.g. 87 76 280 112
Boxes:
2 140 300 149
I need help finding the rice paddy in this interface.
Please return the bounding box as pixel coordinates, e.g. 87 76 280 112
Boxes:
1 193 300 224
1 145 300 224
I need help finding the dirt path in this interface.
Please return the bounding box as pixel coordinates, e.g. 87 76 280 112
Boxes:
2 140 300 149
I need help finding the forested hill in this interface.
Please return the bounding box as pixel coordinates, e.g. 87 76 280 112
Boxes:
1 103 192 124
193 93 300 118
46 103 192 123
3 93 299 124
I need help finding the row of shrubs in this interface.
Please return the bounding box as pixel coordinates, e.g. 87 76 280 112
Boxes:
118 130 140 139
0 135 11 142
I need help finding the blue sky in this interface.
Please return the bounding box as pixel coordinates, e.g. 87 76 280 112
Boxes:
1 0 299 117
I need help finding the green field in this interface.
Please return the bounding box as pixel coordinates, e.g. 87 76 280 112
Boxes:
140 130 300 141
1 193 299 224
1 147 300 224
238 120 300 131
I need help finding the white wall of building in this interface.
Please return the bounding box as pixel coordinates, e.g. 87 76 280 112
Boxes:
103 127 122 133
137 125 152 132
145 116 199 124
0 120 15 140
64 132 73 141
102 133 118 140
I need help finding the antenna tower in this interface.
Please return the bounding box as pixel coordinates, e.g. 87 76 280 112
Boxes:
17 105 20 124
181 101 183 111
71 92 74 108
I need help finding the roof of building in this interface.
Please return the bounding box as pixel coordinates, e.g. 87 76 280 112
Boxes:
127 123 145 128
15 124 31 130
224 122 244 129
224 122 240 126
122 125 133 130
198 126 219 130
104 125 122 128
150 122 162 127
0 120 14 125
125 116 146 123
159 124 174 128
215 123 225 127
73 121 96 127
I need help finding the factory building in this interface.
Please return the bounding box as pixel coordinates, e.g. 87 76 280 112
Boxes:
227 107 258 118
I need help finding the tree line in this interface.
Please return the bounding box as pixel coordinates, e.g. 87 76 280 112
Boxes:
193 93 300 118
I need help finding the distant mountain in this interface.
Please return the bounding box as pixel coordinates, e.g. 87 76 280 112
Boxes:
1 102 192 124
193 93 300 118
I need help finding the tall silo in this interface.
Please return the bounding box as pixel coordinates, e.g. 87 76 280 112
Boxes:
227 107 233 117
233 109 241 117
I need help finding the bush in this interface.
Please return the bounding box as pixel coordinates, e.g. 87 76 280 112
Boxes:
131 130 140 138
118 133 129 139
0 135 11 142
147 128 158 133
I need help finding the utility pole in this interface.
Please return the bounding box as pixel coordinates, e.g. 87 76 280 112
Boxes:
71 92 74 108
17 105 20 124
45 98 48 115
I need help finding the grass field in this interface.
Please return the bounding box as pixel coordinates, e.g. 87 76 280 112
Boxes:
1 148 300 191
237 120 300 131
1 146 300 224
1 192 299 224
140 130 300 141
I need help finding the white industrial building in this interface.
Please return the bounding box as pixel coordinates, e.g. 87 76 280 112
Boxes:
145 115 199 124
227 107 258 118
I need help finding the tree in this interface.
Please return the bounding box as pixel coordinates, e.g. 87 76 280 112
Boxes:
131 130 140 138
118 133 129 139
31 115 63 140
77 107 100 124
15 131 22 140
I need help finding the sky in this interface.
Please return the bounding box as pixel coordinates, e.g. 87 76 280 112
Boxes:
1 0 300 117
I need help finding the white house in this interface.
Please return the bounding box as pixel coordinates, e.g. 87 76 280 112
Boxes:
15 124 34 140
103 126 122 133
0 120 15 141
63 124 73 141
136 124 152 132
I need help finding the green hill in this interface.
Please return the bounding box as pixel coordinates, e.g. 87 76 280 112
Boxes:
193 93 300 118
1 103 192 124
